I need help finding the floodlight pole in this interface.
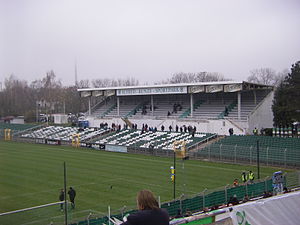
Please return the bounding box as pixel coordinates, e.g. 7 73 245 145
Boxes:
173 150 176 200
64 162 68 225
257 140 260 179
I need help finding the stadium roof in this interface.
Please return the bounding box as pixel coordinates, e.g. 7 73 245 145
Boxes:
78 81 273 97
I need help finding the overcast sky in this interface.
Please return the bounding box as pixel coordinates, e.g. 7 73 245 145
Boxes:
1 0 300 86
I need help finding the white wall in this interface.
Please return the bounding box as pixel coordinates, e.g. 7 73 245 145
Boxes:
53 114 68 124
248 91 274 134
11 118 24 124
87 116 245 135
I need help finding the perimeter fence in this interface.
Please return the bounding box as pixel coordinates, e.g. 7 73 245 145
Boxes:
190 143 300 168
69 171 300 225
10 135 300 169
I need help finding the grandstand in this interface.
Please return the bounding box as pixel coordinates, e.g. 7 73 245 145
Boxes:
78 81 274 135
18 125 215 153
20 126 108 142
93 129 215 150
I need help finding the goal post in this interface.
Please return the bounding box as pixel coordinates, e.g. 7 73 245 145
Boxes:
0 201 72 225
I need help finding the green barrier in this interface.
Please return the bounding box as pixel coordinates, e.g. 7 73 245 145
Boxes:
187 216 214 224
72 177 279 225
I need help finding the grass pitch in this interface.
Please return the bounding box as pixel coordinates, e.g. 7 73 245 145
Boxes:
0 140 291 224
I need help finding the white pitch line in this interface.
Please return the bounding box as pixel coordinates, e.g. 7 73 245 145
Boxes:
4 144 275 174
23 146 252 173
118 178 197 194
71 208 106 216
0 178 122 201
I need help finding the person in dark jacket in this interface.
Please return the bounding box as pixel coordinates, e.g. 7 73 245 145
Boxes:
68 187 76 209
59 189 64 210
121 190 169 225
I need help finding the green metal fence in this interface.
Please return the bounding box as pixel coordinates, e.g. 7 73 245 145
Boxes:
191 143 300 168
70 171 299 225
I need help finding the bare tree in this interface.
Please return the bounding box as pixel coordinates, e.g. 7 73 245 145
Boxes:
274 69 289 86
247 68 277 85
194 72 228 82
92 77 139 88
77 79 90 88
156 72 229 84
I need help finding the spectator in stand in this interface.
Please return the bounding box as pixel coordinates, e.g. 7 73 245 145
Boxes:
263 191 273 198
233 179 239 187
243 194 249 203
167 111 171 117
174 209 183 218
224 106 229 116
169 125 172 132
121 190 169 225
184 126 187 133
283 187 290 193
178 104 182 111
173 104 177 113
227 194 239 206
253 127 258 135
161 125 165 131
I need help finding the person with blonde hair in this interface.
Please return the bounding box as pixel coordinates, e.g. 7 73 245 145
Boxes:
121 190 169 225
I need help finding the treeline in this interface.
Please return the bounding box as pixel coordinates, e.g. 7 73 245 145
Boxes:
0 63 299 126
0 71 83 121
272 61 300 126
0 71 228 121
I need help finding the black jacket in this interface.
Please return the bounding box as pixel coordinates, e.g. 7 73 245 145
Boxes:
121 208 169 225
59 191 64 201
68 189 76 200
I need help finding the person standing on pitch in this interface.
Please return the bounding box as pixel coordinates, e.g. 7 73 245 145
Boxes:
249 171 254 183
59 189 64 211
68 187 76 209
241 172 247 183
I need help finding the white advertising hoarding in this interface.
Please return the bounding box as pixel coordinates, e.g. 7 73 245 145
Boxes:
117 86 188 96
230 191 300 225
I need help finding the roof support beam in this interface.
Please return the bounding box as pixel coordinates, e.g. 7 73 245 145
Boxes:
190 93 194 118
238 91 241 121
